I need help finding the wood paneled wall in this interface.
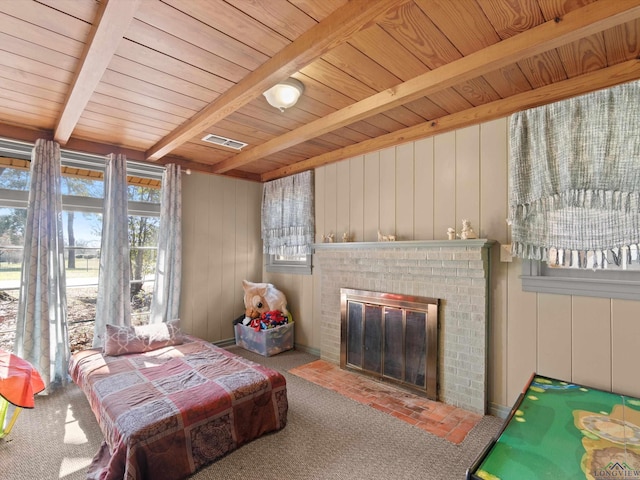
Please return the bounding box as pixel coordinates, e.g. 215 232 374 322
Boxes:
262 117 640 412
180 172 262 343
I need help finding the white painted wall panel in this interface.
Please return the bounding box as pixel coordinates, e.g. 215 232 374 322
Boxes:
414 137 434 239
572 297 612 391
396 143 414 240
179 173 262 344
433 131 456 240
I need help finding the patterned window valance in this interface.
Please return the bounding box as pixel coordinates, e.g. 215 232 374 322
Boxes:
262 170 315 255
508 80 640 268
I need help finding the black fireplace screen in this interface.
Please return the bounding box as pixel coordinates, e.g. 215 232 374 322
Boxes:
340 289 439 400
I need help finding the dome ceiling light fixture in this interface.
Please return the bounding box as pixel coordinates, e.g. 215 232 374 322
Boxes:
262 77 304 112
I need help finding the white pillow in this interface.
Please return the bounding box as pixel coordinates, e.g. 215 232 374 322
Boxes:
103 320 183 356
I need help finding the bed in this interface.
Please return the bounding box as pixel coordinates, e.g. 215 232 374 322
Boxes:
69 331 288 480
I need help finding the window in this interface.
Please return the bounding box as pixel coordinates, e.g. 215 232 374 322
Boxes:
266 253 312 275
520 259 640 300
0 138 163 352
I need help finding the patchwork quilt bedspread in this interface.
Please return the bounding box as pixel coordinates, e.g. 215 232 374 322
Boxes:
69 335 288 480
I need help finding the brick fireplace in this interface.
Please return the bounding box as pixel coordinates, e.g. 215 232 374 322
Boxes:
313 240 494 414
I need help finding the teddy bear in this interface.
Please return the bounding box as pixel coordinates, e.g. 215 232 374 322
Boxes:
242 280 288 319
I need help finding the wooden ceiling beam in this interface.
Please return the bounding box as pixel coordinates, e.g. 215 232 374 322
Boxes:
144 0 411 162
215 0 640 174
261 59 640 181
54 0 140 145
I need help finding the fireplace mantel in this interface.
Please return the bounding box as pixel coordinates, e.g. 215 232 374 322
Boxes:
314 239 495 251
313 239 495 414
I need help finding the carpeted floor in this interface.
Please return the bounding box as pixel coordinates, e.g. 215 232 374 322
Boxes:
1 347 503 480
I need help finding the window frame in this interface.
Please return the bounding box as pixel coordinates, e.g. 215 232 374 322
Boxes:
520 259 640 300
266 253 312 275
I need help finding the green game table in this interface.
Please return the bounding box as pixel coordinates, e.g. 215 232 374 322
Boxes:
467 373 640 480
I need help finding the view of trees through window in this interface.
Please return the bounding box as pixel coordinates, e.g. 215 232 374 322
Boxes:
0 161 161 353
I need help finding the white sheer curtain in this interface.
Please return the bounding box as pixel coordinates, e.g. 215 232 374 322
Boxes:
14 139 69 390
149 164 181 324
93 154 131 347
262 170 314 255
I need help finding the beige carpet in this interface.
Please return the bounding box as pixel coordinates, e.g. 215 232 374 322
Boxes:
1 347 503 480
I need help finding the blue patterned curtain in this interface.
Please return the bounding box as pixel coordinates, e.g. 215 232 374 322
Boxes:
149 164 182 324
262 170 315 255
14 139 69 390
93 154 131 347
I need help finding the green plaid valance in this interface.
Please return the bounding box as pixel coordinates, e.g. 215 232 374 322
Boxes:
508 80 640 268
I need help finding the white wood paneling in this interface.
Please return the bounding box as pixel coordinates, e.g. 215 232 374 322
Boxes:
506 259 538 404
572 297 612 390
323 163 337 240
396 143 414 240
480 118 509 406
336 161 350 241
433 131 456 240
363 152 380 242
611 299 640 396
349 155 364 242
537 293 572 381
455 126 480 231
314 167 325 243
379 147 396 237
414 137 434 239
179 172 262 343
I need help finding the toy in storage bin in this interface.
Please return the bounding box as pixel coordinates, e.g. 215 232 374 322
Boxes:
234 322 294 356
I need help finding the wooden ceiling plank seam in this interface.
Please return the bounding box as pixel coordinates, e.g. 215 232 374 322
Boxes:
261 59 640 181
93 80 199 120
0 8 86 57
77 113 169 140
0 63 68 96
108 54 220 104
416 0 502 55
224 0 319 41
602 19 640 65
162 0 291 57
289 0 350 23
35 0 99 24
0 30 78 73
88 92 189 126
144 0 413 161
115 39 234 95
99 69 209 112
135 0 269 70
82 101 180 132
0 76 66 104
212 0 640 173
54 0 142 145
0 50 74 85
555 33 609 78
125 18 250 83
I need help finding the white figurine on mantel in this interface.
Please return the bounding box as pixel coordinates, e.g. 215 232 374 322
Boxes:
460 219 477 240
342 232 350 242
447 227 456 240
377 230 396 242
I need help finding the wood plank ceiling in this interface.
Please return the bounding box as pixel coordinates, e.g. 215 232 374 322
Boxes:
0 0 639 182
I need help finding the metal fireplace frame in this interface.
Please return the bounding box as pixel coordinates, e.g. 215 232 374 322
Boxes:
340 288 439 400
